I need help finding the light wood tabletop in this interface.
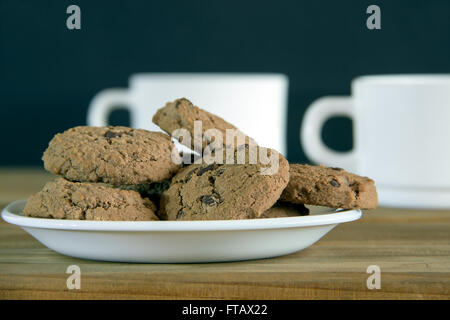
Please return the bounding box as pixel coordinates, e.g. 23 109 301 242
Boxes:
0 168 449 300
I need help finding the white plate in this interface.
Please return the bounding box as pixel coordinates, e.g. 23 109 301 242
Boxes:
1 200 361 263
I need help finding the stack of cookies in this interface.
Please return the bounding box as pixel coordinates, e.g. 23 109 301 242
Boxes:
24 98 378 221
24 127 180 221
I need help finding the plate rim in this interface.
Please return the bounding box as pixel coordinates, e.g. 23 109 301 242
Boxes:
2 199 362 232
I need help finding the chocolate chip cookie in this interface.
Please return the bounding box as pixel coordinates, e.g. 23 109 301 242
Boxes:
152 98 255 152
280 164 378 209
159 148 290 220
24 178 159 221
43 126 180 186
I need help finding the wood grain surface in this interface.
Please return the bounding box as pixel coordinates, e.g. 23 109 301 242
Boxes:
0 168 449 300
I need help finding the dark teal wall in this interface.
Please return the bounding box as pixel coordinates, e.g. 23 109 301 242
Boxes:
1 0 450 165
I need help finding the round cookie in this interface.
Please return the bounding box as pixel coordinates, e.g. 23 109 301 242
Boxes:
259 202 309 218
152 98 255 152
24 178 159 221
159 148 290 221
280 164 378 209
42 126 180 186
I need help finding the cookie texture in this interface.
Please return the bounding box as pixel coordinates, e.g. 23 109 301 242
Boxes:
159 149 290 221
280 164 378 209
259 202 309 218
43 126 180 186
152 98 255 151
24 178 159 221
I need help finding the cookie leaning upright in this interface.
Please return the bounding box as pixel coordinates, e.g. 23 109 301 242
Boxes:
280 164 378 209
159 146 290 221
42 126 180 186
152 98 255 151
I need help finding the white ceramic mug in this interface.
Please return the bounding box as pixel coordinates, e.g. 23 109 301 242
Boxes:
87 73 289 155
301 74 450 208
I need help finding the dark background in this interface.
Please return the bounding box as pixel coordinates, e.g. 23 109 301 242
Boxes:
1 0 450 166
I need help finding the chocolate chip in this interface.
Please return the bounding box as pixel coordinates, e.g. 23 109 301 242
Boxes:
330 167 343 171
197 164 215 176
184 168 198 181
330 179 340 187
176 209 185 219
200 195 217 206
105 131 122 139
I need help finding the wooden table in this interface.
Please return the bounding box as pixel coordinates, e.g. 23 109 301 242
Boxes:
0 168 449 300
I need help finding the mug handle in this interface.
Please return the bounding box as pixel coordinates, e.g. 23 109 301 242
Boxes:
87 88 131 126
300 96 358 171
